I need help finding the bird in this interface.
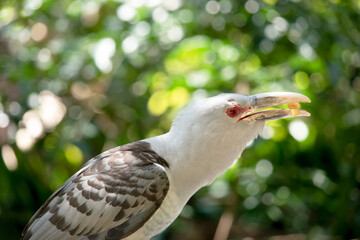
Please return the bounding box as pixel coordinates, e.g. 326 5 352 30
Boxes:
21 92 310 240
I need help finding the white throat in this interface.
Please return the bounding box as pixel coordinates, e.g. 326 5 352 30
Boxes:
147 120 265 200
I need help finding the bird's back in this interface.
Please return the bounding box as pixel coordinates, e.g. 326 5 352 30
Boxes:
22 141 170 240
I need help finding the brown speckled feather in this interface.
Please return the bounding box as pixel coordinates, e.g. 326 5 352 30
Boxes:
21 141 169 240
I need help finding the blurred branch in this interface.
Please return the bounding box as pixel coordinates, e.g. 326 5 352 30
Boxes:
213 209 235 240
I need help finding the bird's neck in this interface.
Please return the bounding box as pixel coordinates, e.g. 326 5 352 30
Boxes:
147 122 264 199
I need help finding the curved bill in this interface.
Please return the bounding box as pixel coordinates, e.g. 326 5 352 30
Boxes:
240 92 311 121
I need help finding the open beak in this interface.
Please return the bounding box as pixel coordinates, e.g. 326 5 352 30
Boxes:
239 92 311 121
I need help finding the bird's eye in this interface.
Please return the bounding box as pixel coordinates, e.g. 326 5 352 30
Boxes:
226 106 240 118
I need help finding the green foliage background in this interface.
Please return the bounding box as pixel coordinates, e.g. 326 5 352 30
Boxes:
0 0 359 239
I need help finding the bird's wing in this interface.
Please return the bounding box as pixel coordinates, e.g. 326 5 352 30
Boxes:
22 141 170 240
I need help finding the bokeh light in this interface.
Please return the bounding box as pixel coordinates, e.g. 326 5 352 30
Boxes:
289 120 309 142
1 144 18 171
93 38 116 73
255 159 273 178
30 22 48 42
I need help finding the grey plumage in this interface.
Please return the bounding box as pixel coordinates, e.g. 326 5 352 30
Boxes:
22 141 169 240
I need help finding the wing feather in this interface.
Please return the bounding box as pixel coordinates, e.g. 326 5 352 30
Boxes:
22 141 169 240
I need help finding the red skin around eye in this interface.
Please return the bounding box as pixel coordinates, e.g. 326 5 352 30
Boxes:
226 105 241 117
226 103 252 119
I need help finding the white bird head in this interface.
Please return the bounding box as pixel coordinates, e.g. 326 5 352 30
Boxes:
171 92 310 140
161 92 310 190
